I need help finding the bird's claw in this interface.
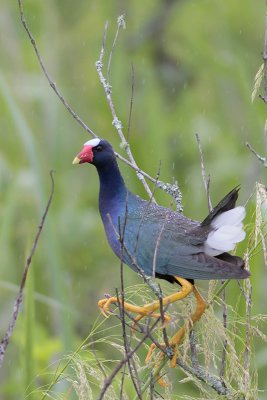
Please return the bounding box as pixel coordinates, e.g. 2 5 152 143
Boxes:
145 343 157 363
98 297 115 317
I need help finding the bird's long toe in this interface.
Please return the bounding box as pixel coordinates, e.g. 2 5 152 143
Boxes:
145 343 157 363
98 297 116 316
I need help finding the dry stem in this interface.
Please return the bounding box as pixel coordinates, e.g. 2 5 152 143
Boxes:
0 171 55 368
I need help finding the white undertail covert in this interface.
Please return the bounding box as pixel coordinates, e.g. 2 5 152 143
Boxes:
204 206 246 256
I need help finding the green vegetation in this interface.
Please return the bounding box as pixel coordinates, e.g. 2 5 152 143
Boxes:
0 1 266 399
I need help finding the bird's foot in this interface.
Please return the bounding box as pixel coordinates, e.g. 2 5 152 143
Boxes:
98 296 171 330
98 296 117 317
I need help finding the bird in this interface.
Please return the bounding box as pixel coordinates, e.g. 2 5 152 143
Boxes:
73 137 250 379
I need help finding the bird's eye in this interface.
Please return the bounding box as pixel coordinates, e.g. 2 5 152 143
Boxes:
96 145 103 152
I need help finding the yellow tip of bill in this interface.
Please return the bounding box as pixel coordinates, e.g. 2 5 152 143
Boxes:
72 156 80 165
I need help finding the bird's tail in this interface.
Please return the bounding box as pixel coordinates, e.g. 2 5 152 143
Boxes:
204 206 246 256
201 187 246 257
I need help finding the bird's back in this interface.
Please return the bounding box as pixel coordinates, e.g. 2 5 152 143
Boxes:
100 191 249 280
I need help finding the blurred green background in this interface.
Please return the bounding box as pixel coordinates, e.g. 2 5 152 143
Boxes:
0 0 267 399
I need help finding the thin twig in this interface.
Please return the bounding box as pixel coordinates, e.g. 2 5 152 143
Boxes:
96 18 155 201
118 214 128 398
113 146 182 210
219 285 227 378
17 0 97 137
117 203 142 400
152 213 169 277
246 142 267 167
116 288 142 400
99 21 108 66
96 17 182 209
196 134 231 382
243 252 252 391
117 207 142 399
158 286 170 350
0 171 55 368
107 15 126 84
195 133 212 212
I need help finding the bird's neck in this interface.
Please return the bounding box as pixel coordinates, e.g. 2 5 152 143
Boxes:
97 160 127 214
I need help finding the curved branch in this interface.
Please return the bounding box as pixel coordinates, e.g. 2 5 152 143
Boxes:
0 171 55 368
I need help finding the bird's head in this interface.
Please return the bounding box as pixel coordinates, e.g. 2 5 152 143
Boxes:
72 138 116 167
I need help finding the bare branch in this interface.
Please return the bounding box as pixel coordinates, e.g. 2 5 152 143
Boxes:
175 358 233 398
96 19 155 201
107 15 126 83
195 134 231 383
114 147 182 211
96 18 183 210
99 21 108 66
0 171 55 368
246 141 267 167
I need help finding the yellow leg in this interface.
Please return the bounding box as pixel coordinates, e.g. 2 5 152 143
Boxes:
98 278 194 337
98 277 206 387
98 277 193 336
146 283 207 386
169 286 206 366
98 277 193 317
98 295 171 330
